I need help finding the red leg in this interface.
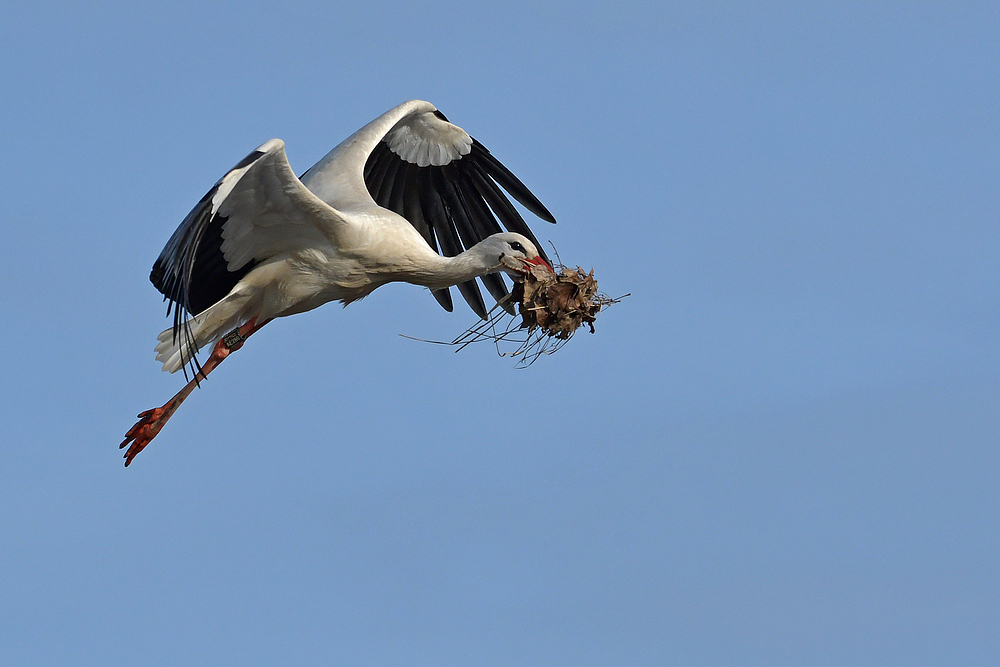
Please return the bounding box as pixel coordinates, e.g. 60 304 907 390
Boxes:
121 317 270 466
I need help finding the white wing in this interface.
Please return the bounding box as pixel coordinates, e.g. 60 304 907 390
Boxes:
151 138 344 319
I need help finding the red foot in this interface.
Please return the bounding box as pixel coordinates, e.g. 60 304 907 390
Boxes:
120 407 169 466
120 317 271 466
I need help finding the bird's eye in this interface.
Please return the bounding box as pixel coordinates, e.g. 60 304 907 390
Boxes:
509 241 526 254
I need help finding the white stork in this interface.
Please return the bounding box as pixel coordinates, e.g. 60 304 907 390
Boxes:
121 100 555 465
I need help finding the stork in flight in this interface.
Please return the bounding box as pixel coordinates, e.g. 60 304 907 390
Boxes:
121 100 556 465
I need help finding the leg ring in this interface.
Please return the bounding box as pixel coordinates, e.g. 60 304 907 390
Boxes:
222 328 246 349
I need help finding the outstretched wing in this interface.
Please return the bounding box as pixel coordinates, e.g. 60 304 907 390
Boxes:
151 139 340 372
301 100 557 319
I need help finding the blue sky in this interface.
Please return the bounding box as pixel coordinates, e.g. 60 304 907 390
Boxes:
2 1 998 664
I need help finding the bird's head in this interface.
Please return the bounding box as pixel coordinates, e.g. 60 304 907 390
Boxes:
487 232 552 276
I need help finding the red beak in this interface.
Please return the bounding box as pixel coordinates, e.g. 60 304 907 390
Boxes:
525 256 553 272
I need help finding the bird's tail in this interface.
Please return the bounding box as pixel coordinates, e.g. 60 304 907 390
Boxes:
154 322 203 375
154 298 248 374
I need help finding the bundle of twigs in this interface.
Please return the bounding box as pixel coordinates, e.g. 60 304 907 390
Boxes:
445 261 624 367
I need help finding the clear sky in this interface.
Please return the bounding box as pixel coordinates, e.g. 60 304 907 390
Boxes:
2 1 997 664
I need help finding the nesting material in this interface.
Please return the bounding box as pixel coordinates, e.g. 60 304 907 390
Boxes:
445 262 623 367
512 263 603 338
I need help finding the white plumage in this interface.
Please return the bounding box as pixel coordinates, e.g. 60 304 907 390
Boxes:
123 100 556 465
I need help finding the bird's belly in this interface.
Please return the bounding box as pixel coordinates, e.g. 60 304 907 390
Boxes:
246 251 378 320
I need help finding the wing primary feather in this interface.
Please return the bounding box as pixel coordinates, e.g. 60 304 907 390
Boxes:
468 161 527 229
455 165 504 238
386 159 408 214
385 162 453 315
363 144 394 201
419 168 487 318
434 166 479 250
401 163 435 249
432 288 454 312
417 167 453 253
470 140 556 223
457 278 487 319
362 145 379 180
150 147 271 379
468 161 550 265
454 173 514 313
433 167 489 317
408 166 454 312
376 154 401 204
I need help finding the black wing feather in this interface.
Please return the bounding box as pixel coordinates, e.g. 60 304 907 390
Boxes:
364 148 395 201
149 148 265 377
422 168 488 319
397 161 454 311
467 160 550 265
362 128 555 319
453 172 513 312
470 140 556 223
376 155 402 205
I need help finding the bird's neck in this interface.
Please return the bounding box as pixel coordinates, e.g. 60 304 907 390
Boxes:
410 247 498 289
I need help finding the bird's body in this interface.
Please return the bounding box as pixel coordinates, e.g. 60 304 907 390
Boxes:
122 100 556 465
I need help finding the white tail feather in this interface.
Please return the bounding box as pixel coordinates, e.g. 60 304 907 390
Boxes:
153 295 251 373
